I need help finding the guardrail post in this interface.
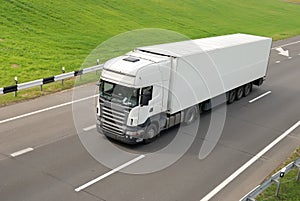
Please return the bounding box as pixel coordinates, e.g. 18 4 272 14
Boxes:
40 85 43 91
272 179 281 197
61 67 65 86
295 163 300 181
96 59 100 74
14 76 18 97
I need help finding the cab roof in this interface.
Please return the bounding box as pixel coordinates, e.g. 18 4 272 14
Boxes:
103 50 168 77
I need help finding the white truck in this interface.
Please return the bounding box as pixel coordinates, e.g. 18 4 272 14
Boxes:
96 33 272 144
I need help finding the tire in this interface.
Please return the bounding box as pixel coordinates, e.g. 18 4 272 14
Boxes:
236 87 244 100
253 78 264 86
184 105 199 125
143 124 158 144
243 83 252 97
227 90 236 104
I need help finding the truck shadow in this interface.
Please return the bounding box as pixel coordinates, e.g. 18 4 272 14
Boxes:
108 111 214 155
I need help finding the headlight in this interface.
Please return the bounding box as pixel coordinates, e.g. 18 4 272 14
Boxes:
126 131 138 136
126 130 144 136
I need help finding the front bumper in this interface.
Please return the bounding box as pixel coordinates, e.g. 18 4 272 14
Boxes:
96 120 144 144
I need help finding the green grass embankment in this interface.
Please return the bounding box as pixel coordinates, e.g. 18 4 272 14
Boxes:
1 0 300 105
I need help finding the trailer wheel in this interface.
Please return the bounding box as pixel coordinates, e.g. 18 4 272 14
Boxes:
236 87 244 100
253 78 264 86
227 90 236 104
143 124 158 144
243 83 252 97
184 105 199 125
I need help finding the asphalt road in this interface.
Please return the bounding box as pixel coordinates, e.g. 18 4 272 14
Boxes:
1 36 300 201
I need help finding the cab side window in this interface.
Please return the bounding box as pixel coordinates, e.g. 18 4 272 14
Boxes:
141 86 153 106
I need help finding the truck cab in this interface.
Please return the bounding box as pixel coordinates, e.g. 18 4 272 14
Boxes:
96 50 171 144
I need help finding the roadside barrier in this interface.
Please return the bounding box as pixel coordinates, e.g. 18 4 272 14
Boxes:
240 157 300 201
0 64 103 96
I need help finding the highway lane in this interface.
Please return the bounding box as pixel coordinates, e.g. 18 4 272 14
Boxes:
212 36 300 200
0 36 300 201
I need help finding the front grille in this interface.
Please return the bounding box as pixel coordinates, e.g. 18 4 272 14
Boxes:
99 99 129 136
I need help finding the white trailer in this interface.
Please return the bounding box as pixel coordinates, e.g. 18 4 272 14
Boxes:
96 33 272 144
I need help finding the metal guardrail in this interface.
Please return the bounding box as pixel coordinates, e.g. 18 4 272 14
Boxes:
0 64 103 95
240 157 300 201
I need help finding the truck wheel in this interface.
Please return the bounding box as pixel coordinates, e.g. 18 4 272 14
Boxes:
143 124 158 144
243 83 252 97
236 87 244 100
227 90 236 104
184 105 199 125
253 78 264 86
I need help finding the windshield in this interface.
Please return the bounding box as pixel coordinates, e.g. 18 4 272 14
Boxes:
99 80 139 108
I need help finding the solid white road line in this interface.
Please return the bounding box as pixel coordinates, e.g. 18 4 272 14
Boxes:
0 94 98 125
272 40 300 49
10 147 34 157
275 61 281 64
75 155 145 192
200 120 300 201
248 91 271 103
83 125 96 131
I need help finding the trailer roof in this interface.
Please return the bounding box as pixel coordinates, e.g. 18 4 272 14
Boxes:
137 33 270 57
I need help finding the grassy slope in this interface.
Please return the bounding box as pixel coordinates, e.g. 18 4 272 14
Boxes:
1 0 300 87
257 148 300 200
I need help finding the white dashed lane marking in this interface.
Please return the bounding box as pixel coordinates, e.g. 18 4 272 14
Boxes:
75 155 145 192
249 91 271 103
10 147 34 157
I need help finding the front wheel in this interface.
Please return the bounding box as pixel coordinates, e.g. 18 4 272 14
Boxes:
143 124 158 144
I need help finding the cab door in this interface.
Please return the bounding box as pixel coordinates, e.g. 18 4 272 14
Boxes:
138 84 163 125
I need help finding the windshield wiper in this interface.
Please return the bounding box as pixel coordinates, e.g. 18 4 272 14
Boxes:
100 92 113 101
